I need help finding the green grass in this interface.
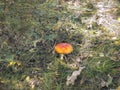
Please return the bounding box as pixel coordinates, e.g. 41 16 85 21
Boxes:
0 0 120 90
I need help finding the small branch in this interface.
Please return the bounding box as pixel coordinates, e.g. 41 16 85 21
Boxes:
66 66 85 86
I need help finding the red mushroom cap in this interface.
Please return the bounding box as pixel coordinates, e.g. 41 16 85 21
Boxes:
54 43 73 54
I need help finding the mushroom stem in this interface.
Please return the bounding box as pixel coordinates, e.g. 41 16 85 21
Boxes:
60 54 64 60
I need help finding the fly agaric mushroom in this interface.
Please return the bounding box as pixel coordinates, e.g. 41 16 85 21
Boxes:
54 43 73 60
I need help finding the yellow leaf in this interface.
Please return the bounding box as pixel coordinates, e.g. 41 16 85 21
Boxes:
1 41 8 48
29 48 35 53
99 53 104 57
32 67 41 70
40 77 44 81
9 61 16 66
108 33 115 37
8 61 21 67
117 17 120 21
16 61 21 66
3 41 8 46
114 40 120 45
25 76 30 82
